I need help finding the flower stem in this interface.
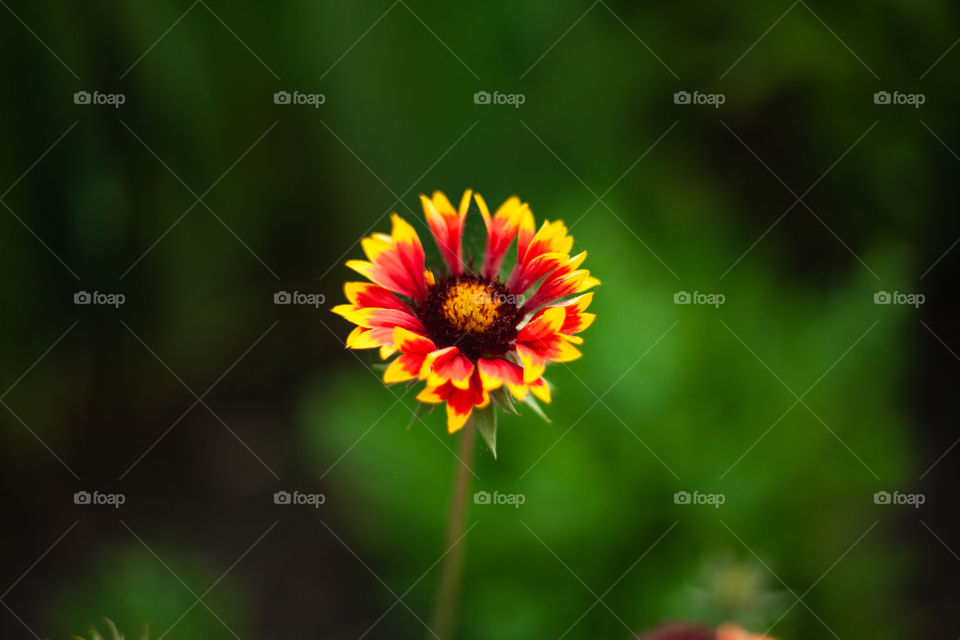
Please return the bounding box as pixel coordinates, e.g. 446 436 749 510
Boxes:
429 421 475 640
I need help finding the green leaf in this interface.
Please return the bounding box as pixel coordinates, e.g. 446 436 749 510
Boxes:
473 403 498 459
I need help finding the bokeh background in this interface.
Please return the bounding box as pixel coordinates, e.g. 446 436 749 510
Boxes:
1 1 958 638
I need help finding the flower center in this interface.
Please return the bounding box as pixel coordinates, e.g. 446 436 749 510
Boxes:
417 275 524 361
441 281 501 332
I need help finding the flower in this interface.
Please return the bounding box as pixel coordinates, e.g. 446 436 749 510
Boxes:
333 190 598 434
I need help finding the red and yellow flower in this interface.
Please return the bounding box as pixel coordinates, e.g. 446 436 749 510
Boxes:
333 190 598 433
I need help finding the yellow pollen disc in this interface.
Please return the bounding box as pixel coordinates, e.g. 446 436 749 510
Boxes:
442 282 501 332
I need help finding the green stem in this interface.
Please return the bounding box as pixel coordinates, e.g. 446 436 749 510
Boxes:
429 421 475 640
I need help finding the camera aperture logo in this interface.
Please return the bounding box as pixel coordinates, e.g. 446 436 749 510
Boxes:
873 90 924 108
674 90 725 108
274 90 325 108
74 90 126 108
874 290 924 308
674 490 725 508
473 490 525 508
674 290 725 308
273 490 325 508
274 290 326 308
74 490 126 508
473 90 525 108
74 290 125 308
873 490 924 508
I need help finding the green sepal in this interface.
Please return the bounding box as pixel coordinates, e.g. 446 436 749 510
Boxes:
102 617 122 640
490 387 519 414
472 403 498 459
407 402 435 429
523 393 551 423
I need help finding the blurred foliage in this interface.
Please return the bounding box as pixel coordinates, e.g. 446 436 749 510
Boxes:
67 617 146 640
49 546 248 640
1 0 956 638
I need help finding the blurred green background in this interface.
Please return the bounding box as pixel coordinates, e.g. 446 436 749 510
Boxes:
1 1 958 638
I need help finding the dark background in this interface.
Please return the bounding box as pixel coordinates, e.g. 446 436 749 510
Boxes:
1 1 958 638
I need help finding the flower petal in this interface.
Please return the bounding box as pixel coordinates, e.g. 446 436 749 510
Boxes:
379 344 399 360
476 193 529 279
507 252 568 294
383 353 426 383
343 282 407 310
548 335 582 362
345 326 379 349
389 212 421 246
445 394 474 433
517 219 573 267
506 381 528 400
346 259 375 281
529 377 551 403
393 326 437 355
360 233 393 261
558 292 596 335
419 346 460 380
516 343 546 384
348 214 427 301
416 385 446 404
422 190 471 276
419 372 491 433
524 256 599 310
426 348 475 390
334 305 425 335
515 306 583 376
518 306 565 343
477 357 524 391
